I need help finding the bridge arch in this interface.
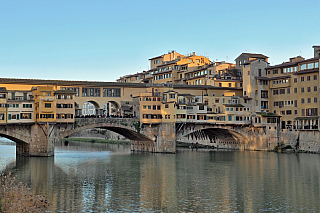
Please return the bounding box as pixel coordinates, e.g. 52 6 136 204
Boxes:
104 101 120 117
81 101 101 116
0 133 29 144
55 118 153 143
175 124 260 150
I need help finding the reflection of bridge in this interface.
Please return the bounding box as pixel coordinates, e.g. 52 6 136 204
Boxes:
0 117 273 156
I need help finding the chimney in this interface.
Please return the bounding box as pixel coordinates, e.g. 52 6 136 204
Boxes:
313 45 320 58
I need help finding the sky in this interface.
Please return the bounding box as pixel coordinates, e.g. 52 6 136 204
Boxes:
1 0 320 82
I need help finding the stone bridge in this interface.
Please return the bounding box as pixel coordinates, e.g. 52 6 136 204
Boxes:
0 118 176 156
175 123 278 150
0 118 277 156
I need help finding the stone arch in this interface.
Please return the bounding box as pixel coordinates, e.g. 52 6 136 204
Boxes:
103 101 121 117
0 133 29 144
176 126 251 149
81 100 101 116
56 121 153 143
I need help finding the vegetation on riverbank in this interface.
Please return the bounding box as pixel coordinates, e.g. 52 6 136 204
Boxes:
62 137 131 145
0 172 49 212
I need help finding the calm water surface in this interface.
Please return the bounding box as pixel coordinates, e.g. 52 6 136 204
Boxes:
1 138 320 212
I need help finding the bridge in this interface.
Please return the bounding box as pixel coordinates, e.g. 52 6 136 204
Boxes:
0 118 275 156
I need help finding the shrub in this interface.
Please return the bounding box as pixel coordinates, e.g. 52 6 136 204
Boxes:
0 172 49 212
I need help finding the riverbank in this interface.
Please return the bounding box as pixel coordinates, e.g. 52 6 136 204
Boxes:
62 137 131 145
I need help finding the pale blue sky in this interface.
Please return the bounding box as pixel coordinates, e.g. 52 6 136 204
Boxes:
1 0 319 81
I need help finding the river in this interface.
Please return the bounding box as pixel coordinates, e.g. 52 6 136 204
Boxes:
1 138 320 212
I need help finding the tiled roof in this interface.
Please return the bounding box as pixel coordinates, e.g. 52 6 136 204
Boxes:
266 57 319 69
292 68 319 75
243 53 269 58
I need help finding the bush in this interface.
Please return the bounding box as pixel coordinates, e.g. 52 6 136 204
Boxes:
0 172 49 212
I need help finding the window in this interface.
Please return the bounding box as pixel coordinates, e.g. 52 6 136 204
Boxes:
273 70 278 74
143 106 146 109
301 64 307 70
274 102 278 107
286 110 292 115
82 88 101 97
40 114 54 119
148 106 151 109
294 100 297 107
314 86 318 92
228 115 232 121
301 76 304 82
301 87 304 93
45 103 51 108
287 88 290 94
21 113 32 119
308 98 311 103
199 105 204 110
307 76 311 81
295 110 298 115
273 90 278 95
307 63 314 69
165 104 169 108
315 98 318 103
103 88 121 97
280 89 285 94
294 88 297 93
306 108 318 116
23 104 32 108
301 98 305 104
294 78 297 83
169 94 175 99
307 87 311 92
248 71 250 75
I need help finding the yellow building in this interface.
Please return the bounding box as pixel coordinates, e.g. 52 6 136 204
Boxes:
150 51 211 85
33 86 56 123
0 88 8 124
55 90 76 123
266 55 320 130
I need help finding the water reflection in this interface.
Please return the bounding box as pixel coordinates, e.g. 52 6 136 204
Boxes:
1 140 320 212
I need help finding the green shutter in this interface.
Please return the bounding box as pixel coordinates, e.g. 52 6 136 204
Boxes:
8 114 11 120
17 114 19 120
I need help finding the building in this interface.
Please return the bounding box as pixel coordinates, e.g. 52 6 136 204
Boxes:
7 90 34 124
33 86 57 123
265 48 320 130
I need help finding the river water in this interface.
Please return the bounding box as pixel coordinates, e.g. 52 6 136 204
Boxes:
1 138 320 212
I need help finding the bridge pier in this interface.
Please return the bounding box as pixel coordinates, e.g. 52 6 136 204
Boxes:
132 123 176 153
